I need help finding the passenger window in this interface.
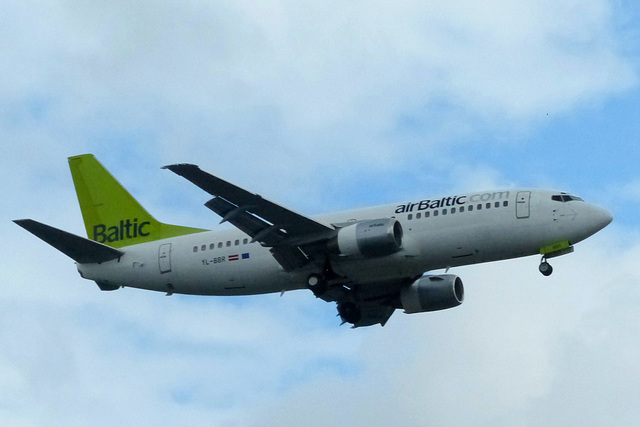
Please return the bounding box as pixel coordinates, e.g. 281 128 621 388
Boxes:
494 202 500 208
434 210 439 217
408 214 413 220
503 201 508 207
442 209 447 215
416 213 421 219
193 246 198 253
218 242 223 248
460 206 465 213
477 204 482 210
226 241 231 247
486 203 491 209
210 244 215 250
243 238 248 244
425 211 430 218
235 240 240 246
468 205 473 212
451 208 456 214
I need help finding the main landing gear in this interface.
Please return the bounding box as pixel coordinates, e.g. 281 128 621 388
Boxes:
306 258 339 297
306 273 328 296
337 301 361 325
539 257 553 276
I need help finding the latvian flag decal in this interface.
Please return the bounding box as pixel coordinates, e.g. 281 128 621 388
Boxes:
229 253 250 261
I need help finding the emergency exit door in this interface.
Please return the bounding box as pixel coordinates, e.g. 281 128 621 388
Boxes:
158 243 172 274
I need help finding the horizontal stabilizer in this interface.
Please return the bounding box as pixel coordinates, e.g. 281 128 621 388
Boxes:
14 219 124 264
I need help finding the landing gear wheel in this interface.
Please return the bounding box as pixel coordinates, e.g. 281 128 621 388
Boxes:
338 302 361 325
539 261 553 276
306 273 327 296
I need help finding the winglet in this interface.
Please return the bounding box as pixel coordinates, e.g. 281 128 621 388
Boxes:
14 219 124 264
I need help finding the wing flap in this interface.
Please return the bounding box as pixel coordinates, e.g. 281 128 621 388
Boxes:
352 302 396 328
14 219 123 264
269 246 309 272
204 197 287 246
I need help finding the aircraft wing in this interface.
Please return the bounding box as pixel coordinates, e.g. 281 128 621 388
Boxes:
164 164 334 271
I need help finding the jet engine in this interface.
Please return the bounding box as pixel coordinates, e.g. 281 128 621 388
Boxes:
400 274 464 313
333 218 403 258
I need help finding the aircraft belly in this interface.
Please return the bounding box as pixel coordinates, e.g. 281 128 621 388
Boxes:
461 216 551 264
394 214 545 270
77 241 303 296
167 246 306 295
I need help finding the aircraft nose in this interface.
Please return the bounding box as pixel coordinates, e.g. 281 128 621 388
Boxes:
589 204 613 232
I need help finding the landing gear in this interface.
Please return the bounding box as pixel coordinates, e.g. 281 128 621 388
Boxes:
338 301 361 325
539 258 553 276
538 243 574 276
306 258 340 297
306 273 327 296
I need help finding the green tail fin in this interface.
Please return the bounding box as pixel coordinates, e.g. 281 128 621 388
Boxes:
69 154 207 248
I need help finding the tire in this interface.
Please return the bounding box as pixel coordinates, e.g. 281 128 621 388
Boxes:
307 274 327 296
539 262 553 276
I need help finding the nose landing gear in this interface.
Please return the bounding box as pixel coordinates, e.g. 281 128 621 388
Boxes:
539 257 553 276
538 242 574 276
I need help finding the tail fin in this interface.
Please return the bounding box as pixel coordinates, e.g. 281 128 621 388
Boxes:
68 154 207 248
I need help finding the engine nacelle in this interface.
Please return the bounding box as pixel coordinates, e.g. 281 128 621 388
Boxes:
400 274 464 313
334 218 403 258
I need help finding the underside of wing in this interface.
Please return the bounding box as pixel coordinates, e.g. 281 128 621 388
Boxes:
332 273 464 328
318 277 419 328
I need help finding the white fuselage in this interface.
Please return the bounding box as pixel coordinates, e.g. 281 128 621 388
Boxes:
77 189 612 295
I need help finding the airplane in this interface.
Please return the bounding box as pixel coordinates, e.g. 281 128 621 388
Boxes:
14 154 613 327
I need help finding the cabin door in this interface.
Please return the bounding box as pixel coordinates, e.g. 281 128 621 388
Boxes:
516 191 531 219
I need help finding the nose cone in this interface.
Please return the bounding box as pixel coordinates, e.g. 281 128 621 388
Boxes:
588 204 613 234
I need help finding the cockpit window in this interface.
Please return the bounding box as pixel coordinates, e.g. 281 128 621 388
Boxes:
552 193 584 202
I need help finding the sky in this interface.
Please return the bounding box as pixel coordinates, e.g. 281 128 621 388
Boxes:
1 0 639 425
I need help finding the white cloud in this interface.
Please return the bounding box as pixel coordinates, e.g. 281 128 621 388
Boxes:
1 0 635 182
1 1 638 425
0 1 635 221
618 178 640 202
243 234 640 427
